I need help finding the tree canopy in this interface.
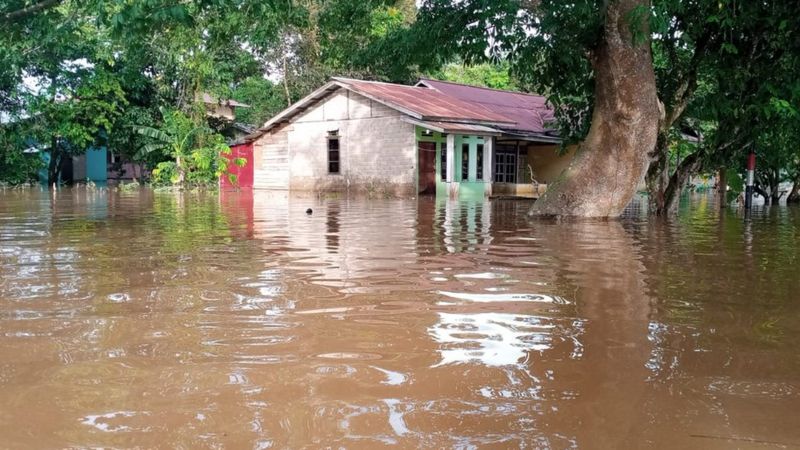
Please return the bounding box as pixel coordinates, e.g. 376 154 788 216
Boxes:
0 0 418 185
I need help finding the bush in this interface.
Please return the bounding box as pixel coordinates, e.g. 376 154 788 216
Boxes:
151 161 178 185
0 149 43 185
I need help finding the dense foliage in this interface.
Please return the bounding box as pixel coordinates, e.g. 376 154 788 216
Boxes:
0 0 417 185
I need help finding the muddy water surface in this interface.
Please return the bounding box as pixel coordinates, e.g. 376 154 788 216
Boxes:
1 188 799 449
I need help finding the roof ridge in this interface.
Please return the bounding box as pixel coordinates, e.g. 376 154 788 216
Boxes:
332 76 422 89
418 77 546 98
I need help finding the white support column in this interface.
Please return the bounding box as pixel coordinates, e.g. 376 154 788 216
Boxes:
483 136 494 197
446 134 457 199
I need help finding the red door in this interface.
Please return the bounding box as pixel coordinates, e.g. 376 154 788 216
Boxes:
418 142 436 195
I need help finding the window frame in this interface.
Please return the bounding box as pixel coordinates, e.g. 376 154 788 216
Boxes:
494 148 517 183
327 136 340 174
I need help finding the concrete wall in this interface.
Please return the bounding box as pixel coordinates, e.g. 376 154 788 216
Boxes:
72 155 86 181
492 182 547 198
253 88 417 196
525 144 577 184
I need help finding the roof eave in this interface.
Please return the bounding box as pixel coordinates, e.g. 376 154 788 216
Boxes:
498 131 563 144
401 117 504 136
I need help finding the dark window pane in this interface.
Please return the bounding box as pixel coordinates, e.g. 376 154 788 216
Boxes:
476 144 484 181
440 143 447 180
461 143 469 181
328 139 340 173
493 150 517 183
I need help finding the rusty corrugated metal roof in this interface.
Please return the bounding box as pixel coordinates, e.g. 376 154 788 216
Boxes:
417 78 555 134
334 78 515 126
256 78 560 143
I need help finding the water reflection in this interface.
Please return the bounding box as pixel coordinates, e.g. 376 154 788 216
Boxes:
430 312 567 367
0 188 799 448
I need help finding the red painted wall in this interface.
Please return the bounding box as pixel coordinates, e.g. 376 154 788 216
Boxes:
220 142 254 189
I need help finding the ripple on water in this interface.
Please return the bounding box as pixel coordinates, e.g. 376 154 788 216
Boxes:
454 272 511 280
107 293 130 303
437 291 569 304
80 410 149 433
2 190 800 448
429 312 558 367
707 379 799 400
315 352 383 361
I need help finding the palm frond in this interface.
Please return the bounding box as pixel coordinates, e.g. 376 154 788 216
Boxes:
134 126 170 143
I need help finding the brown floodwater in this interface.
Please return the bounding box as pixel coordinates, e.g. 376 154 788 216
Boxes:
0 187 799 449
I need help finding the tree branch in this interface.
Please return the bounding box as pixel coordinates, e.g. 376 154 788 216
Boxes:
660 30 712 132
2 0 61 23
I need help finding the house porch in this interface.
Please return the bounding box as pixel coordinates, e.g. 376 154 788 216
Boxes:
415 126 573 199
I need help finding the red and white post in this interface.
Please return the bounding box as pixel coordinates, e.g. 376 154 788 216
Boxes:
745 151 756 210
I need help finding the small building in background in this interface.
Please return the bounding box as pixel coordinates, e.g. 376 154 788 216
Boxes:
198 92 251 122
71 147 108 183
243 77 573 199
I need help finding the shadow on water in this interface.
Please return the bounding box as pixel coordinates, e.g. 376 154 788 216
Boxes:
0 187 798 448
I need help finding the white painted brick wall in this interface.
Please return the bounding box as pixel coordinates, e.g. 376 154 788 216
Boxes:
254 89 417 195
323 90 348 120
348 91 371 119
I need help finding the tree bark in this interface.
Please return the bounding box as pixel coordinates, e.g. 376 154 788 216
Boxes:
530 0 660 218
753 185 768 201
787 175 800 203
769 171 781 204
645 135 670 215
644 31 710 216
2 0 61 23
717 168 727 209
176 155 186 186
47 137 62 186
282 53 292 107
662 151 702 214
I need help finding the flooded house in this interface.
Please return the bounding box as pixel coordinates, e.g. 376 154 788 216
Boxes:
240 78 575 198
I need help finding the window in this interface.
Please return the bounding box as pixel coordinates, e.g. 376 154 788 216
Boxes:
439 142 447 181
328 137 340 174
494 148 517 183
476 144 484 181
461 143 470 181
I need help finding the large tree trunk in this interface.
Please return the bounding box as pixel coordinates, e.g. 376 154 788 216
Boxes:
530 0 660 218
